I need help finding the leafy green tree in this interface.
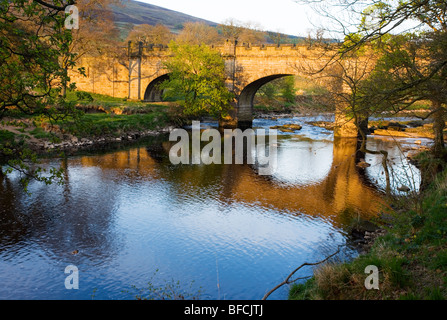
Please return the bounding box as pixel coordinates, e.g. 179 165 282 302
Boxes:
160 42 233 119
280 76 297 104
0 0 77 118
0 0 82 189
256 76 296 106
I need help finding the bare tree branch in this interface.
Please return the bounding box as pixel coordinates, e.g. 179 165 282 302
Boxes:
33 0 75 11
262 246 342 300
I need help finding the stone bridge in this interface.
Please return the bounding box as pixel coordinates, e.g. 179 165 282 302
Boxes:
69 41 357 136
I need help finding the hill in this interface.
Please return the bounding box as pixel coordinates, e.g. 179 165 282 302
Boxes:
111 0 218 36
111 0 307 43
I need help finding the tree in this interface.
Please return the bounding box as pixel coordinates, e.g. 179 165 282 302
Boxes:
176 22 220 45
358 31 447 157
219 18 244 43
126 23 173 46
160 42 233 119
1 0 75 117
0 0 81 189
62 0 119 96
218 19 266 45
350 1 447 158
255 76 297 106
297 0 447 159
269 30 287 46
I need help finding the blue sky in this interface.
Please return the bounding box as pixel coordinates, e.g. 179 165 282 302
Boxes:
138 0 322 36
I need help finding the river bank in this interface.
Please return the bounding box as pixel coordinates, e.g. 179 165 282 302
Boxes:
0 110 175 155
289 153 447 300
1 103 441 155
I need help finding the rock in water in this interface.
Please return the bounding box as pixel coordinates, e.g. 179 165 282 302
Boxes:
356 161 371 168
270 124 302 132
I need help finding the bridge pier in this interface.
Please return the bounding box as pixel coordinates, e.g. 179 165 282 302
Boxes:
333 112 359 138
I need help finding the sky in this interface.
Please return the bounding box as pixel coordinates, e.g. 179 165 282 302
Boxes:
138 0 326 37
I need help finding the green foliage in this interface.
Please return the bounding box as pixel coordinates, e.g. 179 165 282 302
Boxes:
288 277 317 300
281 76 297 104
64 89 169 114
28 127 53 140
431 250 447 271
57 112 169 138
0 139 64 193
0 0 81 189
341 33 364 54
359 2 392 33
257 76 296 102
0 130 15 142
0 0 78 118
258 83 277 101
256 76 297 109
160 42 234 119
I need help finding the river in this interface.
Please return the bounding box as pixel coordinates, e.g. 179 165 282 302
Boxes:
0 115 429 300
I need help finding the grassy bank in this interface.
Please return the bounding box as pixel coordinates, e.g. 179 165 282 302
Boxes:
0 91 182 149
64 90 180 115
54 112 170 138
289 154 447 300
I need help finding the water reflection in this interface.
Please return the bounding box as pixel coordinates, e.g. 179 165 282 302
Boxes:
0 120 421 300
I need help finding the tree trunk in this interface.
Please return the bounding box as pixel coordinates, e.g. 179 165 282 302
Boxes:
357 117 391 195
62 65 68 97
431 100 445 158
356 115 369 141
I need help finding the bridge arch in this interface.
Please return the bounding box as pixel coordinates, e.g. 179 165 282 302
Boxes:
144 73 170 102
237 74 293 127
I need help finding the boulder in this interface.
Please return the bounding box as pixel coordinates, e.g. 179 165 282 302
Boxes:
398 185 411 192
271 123 302 132
356 161 371 168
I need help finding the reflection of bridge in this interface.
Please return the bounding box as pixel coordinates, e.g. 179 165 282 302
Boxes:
70 137 385 227
223 138 384 224
69 42 356 136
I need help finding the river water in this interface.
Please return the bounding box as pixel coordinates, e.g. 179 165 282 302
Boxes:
0 115 428 300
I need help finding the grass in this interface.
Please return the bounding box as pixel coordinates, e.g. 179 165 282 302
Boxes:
289 160 447 300
56 112 171 138
62 90 188 136
1 90 178 143
0 130 15 142
64 90 175 114
405 100 432 111
28 127 54 140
